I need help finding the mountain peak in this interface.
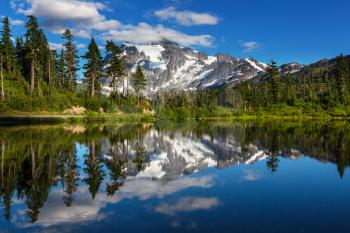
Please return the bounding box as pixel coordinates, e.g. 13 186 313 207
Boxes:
102 41 274 95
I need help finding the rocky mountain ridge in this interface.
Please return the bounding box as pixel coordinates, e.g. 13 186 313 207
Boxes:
101 40 305 95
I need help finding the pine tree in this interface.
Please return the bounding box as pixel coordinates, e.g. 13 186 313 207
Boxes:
105 40 125 95
266 60 281 103
48 49 58 88
132 65 147 107
15 37 24 75
0 51 3 99
83 38 103 97
62 29 79 91
24 16 40 94
335 54 349 104
1 17 15 75
58 47 65 87
37 29 51 88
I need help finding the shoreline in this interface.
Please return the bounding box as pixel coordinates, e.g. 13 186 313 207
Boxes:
0 113 155 124
1 113 350 125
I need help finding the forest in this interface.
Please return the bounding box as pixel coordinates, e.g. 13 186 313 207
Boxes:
0 15 148 115
1 15 350 120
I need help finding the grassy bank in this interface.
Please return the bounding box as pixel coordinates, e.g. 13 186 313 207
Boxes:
2 104 350 126
0 112 154 125
155 105 350 121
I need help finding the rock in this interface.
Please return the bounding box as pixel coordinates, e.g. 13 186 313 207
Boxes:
63 106 86 115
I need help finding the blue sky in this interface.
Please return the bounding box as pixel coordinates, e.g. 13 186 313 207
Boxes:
1 0 349 65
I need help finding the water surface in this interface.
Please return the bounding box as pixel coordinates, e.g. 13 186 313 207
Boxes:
0 121 349 233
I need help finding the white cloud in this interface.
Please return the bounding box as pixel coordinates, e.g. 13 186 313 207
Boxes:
49 42 85 51
155 197 219 215
13 0 215 47
241 169 263 181
241 41 262 53
10 0 25 11
103 23 214 47
49 42 62 50
19 0 117 31
0 16 25 26
77 43 86 49
10 18 25 26
155 7 219 26
13 175 214 228
117 175 214 200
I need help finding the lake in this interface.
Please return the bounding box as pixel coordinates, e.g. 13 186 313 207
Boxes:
0 121 349 233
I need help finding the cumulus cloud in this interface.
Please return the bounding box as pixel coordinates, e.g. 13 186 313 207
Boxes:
103 23 214 47
13 175 214 228
10 18 25 26
48 42 62 50
49 42 85 51
17 0 118 31
12 0 215 47
155 7 219 26
241 169 263 181
240 41 262 53
0 16 25 26
10 0 25 11
155 197 219 215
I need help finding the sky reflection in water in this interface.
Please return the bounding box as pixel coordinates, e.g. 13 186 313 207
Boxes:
0 121 349 233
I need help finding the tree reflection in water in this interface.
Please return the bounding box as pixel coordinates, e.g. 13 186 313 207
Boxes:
0 121 349 222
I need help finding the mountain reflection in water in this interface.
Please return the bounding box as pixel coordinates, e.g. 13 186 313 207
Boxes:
0 121 349 233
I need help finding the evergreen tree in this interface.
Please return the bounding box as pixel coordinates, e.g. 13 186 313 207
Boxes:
1 17 15 75
335 54 349 104
37 29 51 89
105 40 125 96
0 51 3 99
48 49 58 88
132 65 147 107
24 16 40 94
58 47 65 87
62 29 79 91
83 38 103 97
83 142 105 199
15 37 24 75
266 60 281 103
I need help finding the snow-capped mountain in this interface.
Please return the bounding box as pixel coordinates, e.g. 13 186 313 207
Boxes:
103 129 279 181
101 41 268 95
280 63 304 76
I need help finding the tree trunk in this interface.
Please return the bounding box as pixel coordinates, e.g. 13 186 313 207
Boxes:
113 76 117 93
0 53 4 100
31 145 36 177
122 77 125 96
48 57 51 87
91 74 95 97
30 49 35 95
126 76 128 96
69 70 73 90
90 141 96 160
137 92 140 107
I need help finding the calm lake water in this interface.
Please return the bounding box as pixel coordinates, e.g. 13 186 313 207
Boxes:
0 121 349 233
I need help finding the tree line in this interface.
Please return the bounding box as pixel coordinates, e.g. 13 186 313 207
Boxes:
234 56 350 114
154 55 350 120
0 15 147 113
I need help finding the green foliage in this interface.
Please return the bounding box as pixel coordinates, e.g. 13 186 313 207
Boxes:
105 40 125 94
62 29 79 91
83 38 103 96
232 55 350 117
0 15 151 116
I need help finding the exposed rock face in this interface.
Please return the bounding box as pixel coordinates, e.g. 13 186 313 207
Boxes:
101 40 320 95
101 41 268 95
280 63 304 76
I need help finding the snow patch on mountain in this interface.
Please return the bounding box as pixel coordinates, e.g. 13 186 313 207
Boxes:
101 41 302 95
